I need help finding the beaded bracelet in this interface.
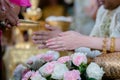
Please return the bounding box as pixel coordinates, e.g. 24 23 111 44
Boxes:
102 37 107 54
110 37 115 53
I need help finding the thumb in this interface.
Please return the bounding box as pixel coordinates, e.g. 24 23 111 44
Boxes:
45 24 56 31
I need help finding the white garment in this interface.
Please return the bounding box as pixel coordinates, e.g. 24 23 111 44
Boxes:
71 0 95 35
76 6 120 58
90 6 120 37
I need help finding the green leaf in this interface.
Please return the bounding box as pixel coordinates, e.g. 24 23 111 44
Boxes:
87 78 97 80
79 63 87 74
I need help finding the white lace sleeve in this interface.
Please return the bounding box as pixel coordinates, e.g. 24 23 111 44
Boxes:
90 6 105 37
110 13 120 37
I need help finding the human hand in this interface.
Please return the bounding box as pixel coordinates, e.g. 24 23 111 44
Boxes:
32 24 62 49
0 0 13 11
0 0 19 29
46 31 84 51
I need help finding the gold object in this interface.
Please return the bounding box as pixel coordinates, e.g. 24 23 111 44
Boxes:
19 19 39 24
94 52 120 79
47 21 70 31
22 0 42 21
102 37 107 54
94 38 120 79
110 37 115 53
42 5 65 20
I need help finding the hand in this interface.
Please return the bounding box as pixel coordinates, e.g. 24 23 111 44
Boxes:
0 0 12 11
0 0 19 29
5 4 19 27
46 31 84 51
32 24 62 49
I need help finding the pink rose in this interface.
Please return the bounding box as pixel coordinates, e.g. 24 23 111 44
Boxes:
22 69 30 78
57 56 71 63
72 53 87 66
22 71 35 80
42 51 60 62
39 61 57 77
64 70 81 80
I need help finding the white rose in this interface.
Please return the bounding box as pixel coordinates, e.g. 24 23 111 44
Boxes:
51 63 69 79
30 71 46 80
31 75 46 80
86 62 105 80
31 74 46 80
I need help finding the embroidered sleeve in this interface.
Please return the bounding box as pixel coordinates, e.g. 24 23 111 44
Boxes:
90 6 105 37
110 13 120 37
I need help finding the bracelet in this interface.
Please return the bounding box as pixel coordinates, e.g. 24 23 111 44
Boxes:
0 21 6 28
102 37 107 54
110 37 115 53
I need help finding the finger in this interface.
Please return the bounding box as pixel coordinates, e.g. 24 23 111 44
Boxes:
33 39 46 44
0 0 6 11
46 41 57 46
45 24 58 31
46 37 62 43
6 6 19 26
32 35 49 40
54 48 67 51
6 13 18 26
59 32 70 36
33 31 48 35
10 13 19 26
48 44 64 50
5 0 13 8
47 40 63 47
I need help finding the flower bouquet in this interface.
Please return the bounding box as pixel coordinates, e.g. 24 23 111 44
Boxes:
12 50 104 80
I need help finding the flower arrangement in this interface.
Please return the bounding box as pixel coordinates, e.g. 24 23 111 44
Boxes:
13 50 104 80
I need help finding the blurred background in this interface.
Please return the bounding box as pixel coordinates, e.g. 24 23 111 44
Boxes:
1 0 100 80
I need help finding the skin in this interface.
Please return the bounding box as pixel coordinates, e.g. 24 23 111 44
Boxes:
32 0 120 51
98 0 120 10
46 31 120 51
32 24 62 48
45 0 120 51
0 0 19 29
32 0 99 45
84 0 99 20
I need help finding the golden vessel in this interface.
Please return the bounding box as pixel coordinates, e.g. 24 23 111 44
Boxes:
23 0 42 21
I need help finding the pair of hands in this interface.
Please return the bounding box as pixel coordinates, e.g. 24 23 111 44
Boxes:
0 0 19 29
32 25 84 51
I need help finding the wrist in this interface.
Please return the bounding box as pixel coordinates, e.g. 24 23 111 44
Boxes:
77 35 89 48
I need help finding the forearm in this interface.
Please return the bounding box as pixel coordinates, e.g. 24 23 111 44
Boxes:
79 36 120 51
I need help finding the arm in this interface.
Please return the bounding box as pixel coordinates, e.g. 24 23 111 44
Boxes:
78 36 120 51
46 31 120 51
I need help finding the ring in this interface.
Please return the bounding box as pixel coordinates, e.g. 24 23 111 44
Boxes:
0 21 6 28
